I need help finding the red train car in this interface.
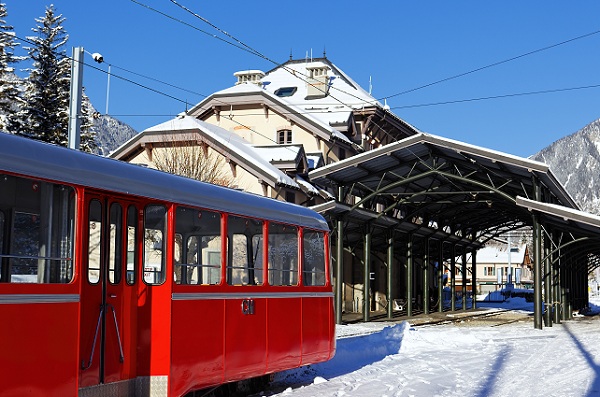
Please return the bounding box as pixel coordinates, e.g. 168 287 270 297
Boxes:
0 132 335 397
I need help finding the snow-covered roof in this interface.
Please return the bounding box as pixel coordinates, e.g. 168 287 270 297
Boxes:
475 244 528 264
253 144 303 163
113 115 298 189
198 82 352 145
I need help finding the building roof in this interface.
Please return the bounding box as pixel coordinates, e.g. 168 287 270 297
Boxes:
475 244 529 265
110 115 299 189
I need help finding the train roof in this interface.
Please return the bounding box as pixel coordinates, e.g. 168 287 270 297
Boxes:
0 132 328 231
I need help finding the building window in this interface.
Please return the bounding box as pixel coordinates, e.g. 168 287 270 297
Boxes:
274 87 297 97
277 129 292 144
483 266 495 276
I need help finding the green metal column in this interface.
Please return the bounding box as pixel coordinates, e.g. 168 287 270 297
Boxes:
461 247 467 310
335 185 345 325
438 241 444 313
387 229 395 319
544 233 552 327
472 248 477 310
552 232 561 324
533 212 543 329
423 237 430 314
335 216 344 325
451 244 456 312
407 234 413 317
363 225 371 322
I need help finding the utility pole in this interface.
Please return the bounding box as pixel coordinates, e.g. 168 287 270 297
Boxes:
68 46 84 150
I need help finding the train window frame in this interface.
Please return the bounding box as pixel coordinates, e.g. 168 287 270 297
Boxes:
87 199 102 285
143 204 167 285
226 215 264 286
174 206 223 286
302 229 326 286
0 176 75 284
108 202 123 285
267 222 299 286
126 205 138 285
0 210 4 281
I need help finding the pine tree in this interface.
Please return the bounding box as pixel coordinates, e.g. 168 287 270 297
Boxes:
20 5 70 146
0 3 25 132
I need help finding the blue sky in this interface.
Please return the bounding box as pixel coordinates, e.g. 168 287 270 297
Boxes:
7 1 600 157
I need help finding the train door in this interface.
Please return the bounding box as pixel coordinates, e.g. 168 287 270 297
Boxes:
79 193 139 389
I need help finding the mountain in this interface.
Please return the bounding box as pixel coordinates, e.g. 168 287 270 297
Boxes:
532 118 600 215
87 100 137 155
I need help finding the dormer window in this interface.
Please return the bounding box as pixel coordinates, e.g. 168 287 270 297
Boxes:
277 129 292 144
274 87 297 97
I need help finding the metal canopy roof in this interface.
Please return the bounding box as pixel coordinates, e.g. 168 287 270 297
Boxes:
308 132 588 254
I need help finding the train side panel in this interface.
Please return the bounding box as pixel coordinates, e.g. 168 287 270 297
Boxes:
266 296 301 372
301 293 336 365
0 286 79 397
170 295 225 397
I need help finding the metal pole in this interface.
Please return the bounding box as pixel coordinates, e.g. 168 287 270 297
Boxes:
363 225 371 322
533 213 543 329
335 185 344 325
462 247 467 310
68 46 84 150
451 244 456 312
438 241 444 313
335 216 343 325
407 234 413 317
423 238 430 314
105 64 111 115
544 233 552 327
387 229 395 319
472 248 477 310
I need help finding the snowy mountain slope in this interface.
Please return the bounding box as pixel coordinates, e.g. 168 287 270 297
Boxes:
87 99 137 155
532 118 600 215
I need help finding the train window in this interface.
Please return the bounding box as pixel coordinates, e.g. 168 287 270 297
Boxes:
126 205 137 285
88 200 102 284
108 203 123 284
268 222 298 286
0 175 75 283
174 206 221 285
0 211 4 281
302 230 326 286
227 215 263 286
144 205 166 285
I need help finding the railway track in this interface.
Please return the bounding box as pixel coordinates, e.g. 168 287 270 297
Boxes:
412 308 532 328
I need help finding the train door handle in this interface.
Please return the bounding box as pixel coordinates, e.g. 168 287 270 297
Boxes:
242 299 255 315
109 294 117 298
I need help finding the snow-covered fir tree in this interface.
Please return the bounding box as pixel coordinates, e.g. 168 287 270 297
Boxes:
0 3 25 132
19 4 95 150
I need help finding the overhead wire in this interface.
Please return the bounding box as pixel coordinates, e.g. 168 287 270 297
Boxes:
379 28 600 101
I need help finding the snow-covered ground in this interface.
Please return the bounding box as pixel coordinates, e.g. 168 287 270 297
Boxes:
259 296 600 397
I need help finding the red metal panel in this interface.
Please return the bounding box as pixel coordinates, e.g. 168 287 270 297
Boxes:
301 295 335 365
266 297 301 372
170 298 225 396
0 300 79 397
224 297 266 381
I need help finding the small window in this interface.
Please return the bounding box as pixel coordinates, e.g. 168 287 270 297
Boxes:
303 230 326 286
108 203 123 284
144 205 166 285
174 206 222 285
268 222 298 286
227 215 263 286
277 129 292 144
88 200 102 284
126 205 138 285
274 87 297 97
